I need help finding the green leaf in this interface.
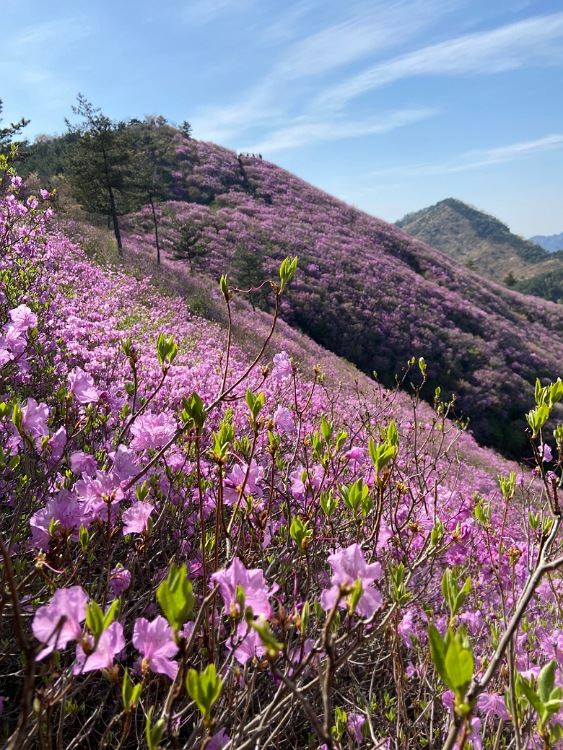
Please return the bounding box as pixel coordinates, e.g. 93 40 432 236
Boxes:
156 564 195 632
86 599 119 639
428 625 448 685
278 256 298 292
300 600 310 635
122 668 142 711
186 664 223 719
145 709 164 750
103 599 120 629
347 578 363 615
386 420 399 447
538 660 557 704
320 490 338 518
219 274 229 301
289 516 312 551
320 415 332 442
526 404 550 438
156 333 178 367
444 636 474 694
85 601 104 638
517 674 544 718
180 392 206 430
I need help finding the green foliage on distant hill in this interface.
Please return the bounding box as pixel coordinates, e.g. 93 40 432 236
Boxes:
397 198 563 302
514 268 563 303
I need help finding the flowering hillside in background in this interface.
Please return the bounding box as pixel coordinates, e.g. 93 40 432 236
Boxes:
1 152 562 750
117 137 563 459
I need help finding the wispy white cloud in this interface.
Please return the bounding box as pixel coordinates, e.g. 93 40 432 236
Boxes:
370 133 563 178
180 0 255 26
7 17 92 56
192 0 449 143
276 0 449 79
261 1 320 44
241 108 438 153
317 11 563 109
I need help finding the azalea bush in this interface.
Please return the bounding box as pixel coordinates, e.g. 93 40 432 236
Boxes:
1 164 562 750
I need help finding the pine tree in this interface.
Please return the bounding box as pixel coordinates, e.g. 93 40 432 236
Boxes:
172 220 208 272
0 100 29 191
0 99 29 156
128 116 178 264
65 95 132 253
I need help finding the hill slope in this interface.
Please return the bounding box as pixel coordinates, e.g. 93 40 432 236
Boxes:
531 231 563 253
114 139 562 458
7 171 562 750
18 128 563 456
396 198 563 302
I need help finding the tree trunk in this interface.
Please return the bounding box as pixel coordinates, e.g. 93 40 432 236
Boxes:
149 195 160 265
108 185 123 253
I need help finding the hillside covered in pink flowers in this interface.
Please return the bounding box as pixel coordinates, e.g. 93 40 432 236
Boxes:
112 135 563 459
2 123 563 749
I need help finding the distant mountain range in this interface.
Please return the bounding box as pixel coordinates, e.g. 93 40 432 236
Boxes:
530 232 563 253
397 198 563 303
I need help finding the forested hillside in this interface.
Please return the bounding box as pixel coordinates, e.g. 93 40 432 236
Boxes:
397 198 563 303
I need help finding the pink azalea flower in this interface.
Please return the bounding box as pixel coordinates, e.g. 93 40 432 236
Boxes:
223 460 264 505
74 471 123 522
320 543 383 618
290 466 306 500
48 426 67 462
476 693 509 720
347 711 365 743
376 520 393 552
211 557 275 618
0 347 12 367
130 412 176 451
122 501 154 535
68 367 100 404
70 451 97 477
30 490 84 549
442 690 455 713
274 405 295 434
22 398 49 443
227 622 266 665
271 351 292 381
208 728 230 750
32 586 88 659
133 616 178 679
109 567 132 596
110 445 138 481
539 443 553 462
398 609 418 647
345 446 365 464
9 304 37 333
73 621 125 674
468 717 482 750
4 324 26 355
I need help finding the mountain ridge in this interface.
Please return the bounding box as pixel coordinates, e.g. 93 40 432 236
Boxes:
396 197 563 302
531 231 563 253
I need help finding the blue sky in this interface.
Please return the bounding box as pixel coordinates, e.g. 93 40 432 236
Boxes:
2 0 563 235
